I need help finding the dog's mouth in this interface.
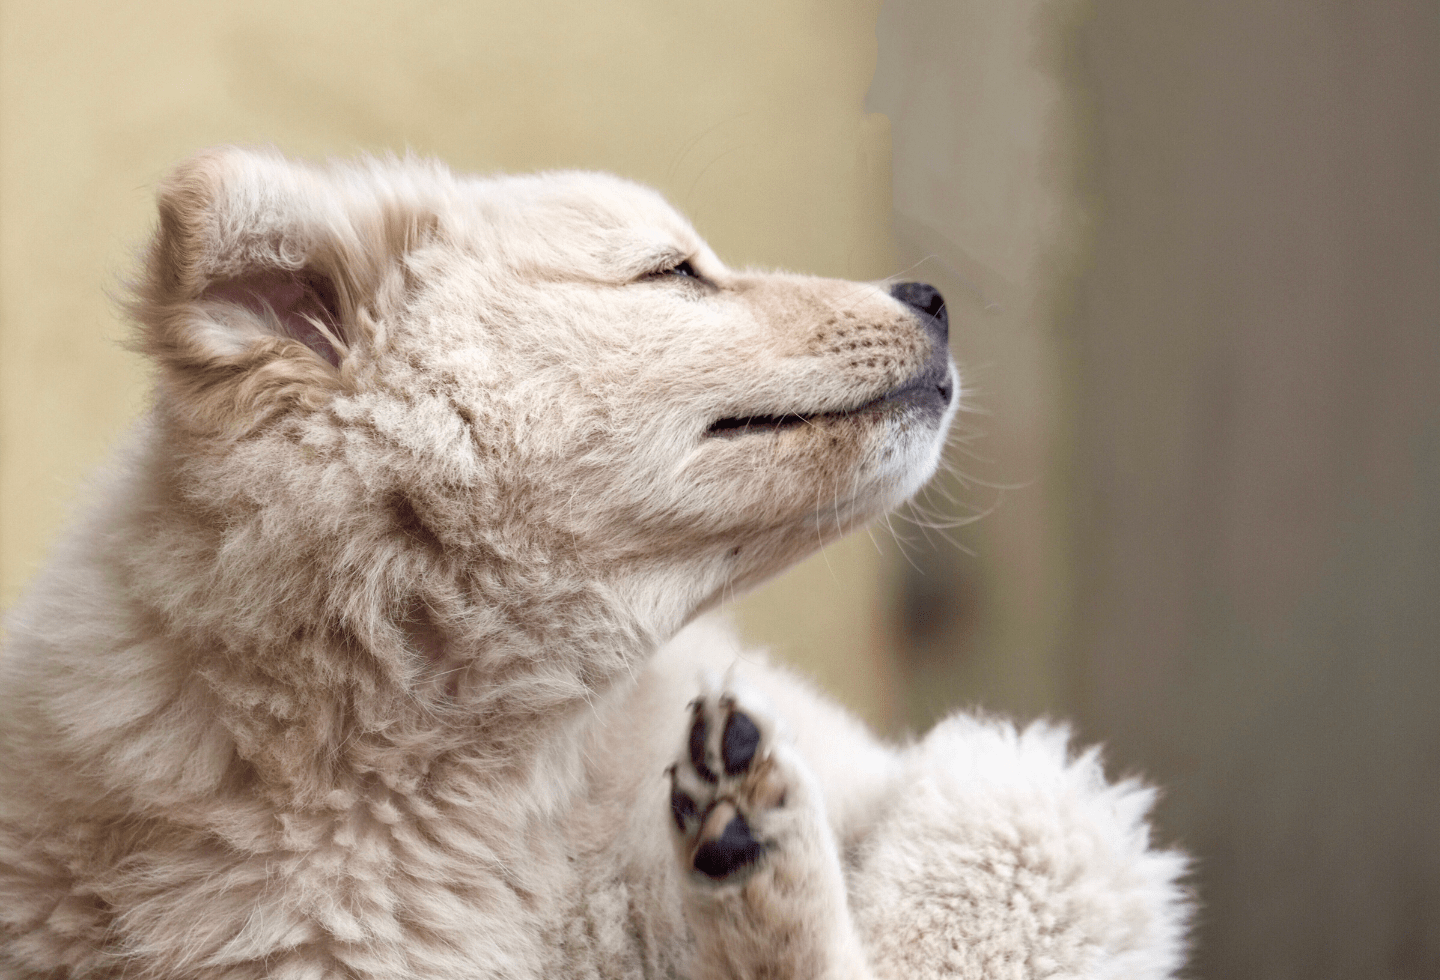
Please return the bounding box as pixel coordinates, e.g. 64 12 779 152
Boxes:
704 365 954 440
705 413 815 438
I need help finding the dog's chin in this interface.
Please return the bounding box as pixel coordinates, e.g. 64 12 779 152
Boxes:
687 484 894 615
690 427 954 619
888 377 959 500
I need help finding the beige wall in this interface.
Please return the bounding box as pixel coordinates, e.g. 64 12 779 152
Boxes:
0 0 900 725
1071 4 1440 976
875 1 1440 977
869 0 1084 729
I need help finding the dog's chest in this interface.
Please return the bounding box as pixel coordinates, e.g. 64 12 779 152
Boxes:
223 796 584 979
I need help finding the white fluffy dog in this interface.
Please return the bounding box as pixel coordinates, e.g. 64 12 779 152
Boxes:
0 149 1187 979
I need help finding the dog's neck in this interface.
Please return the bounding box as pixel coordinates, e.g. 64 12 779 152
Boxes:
110 420 679 811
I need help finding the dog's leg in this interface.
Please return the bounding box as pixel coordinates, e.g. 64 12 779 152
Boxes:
846 715 1192 980
667 677 873 980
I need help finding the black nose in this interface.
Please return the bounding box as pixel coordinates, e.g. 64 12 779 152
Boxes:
889 281 948 343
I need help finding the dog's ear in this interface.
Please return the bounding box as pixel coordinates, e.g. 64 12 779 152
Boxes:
130 147 434 432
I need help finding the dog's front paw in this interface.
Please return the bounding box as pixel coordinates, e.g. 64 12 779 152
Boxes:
663 679 873 980
666 680 802 882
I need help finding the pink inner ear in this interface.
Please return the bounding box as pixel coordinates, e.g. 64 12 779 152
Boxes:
204 270 346 367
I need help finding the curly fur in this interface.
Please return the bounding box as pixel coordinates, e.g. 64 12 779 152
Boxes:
0 148 1186 979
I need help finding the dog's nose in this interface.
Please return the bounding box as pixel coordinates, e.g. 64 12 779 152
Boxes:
889 281 948 345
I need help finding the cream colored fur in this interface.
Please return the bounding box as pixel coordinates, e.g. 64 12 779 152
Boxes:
0 149 1187 979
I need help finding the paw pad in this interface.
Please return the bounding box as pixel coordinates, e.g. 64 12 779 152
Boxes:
669 689 786 881
692 803 763 879
721 707 760 775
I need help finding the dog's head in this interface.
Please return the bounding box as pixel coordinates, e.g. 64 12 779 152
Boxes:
130 148 956 637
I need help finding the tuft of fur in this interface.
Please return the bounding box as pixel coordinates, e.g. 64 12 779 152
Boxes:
849 717 1191 979
0 148 1186 979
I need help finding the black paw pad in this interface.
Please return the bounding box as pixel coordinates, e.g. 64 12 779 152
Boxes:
693 814 764 879
670 786 699 831
688 710 717 783
722 710 761 776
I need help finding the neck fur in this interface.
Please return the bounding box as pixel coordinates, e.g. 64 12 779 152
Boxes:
98 420 667 811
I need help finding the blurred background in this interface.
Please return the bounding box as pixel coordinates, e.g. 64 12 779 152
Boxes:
0 1 1435 977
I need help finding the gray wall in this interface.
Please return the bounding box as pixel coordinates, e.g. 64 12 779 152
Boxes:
874 2 1440 977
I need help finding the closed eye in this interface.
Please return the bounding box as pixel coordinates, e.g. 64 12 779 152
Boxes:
643 257 706 284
